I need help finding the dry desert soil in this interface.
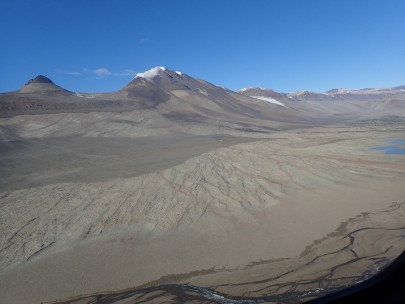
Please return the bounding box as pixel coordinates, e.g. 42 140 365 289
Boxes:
1 73 405 303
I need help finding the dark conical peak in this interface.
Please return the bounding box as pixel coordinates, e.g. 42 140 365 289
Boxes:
25 75 54 85
19 75 71 94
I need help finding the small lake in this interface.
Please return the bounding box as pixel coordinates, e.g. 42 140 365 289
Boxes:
370 140 405 155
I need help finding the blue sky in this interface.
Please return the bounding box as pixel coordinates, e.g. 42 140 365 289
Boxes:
1 0 404 93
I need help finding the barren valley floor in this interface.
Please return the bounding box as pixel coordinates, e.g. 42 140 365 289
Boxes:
0 115 405 304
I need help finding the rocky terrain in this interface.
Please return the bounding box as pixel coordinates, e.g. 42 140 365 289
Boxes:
0 68 404 303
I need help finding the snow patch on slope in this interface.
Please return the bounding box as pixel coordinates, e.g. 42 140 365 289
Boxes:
251 96 287 107
240 87 267 92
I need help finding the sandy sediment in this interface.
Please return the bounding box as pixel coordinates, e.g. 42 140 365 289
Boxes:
50 202 405 304
0 120 404 303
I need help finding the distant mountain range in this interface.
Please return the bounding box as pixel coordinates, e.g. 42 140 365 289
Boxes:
237 85 405 117
1 67 404 122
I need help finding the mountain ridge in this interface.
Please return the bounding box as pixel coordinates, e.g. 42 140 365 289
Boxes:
1 67 404 121
5 67 404 97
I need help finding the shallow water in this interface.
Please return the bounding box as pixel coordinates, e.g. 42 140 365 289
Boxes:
390 139 405 145
370 140 405 155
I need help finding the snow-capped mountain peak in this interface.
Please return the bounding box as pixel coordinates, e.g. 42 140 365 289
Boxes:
134 67 188 82
239 87 267 92
136 66 167 79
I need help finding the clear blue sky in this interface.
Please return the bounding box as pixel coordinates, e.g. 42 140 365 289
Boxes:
1 0 404 93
